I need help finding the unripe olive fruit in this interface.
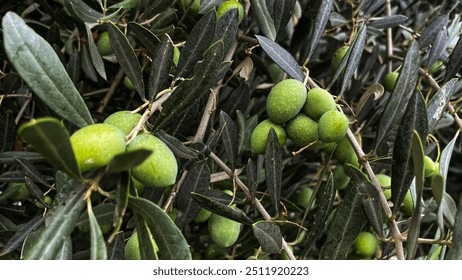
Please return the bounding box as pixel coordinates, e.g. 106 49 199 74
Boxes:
401 190 414 216
330 46 349 74
178 0 201 16
127 133 178 187
216 0 244 24
334 136 355 164
70 124 126 172
266 79 307 124
383 71 399 92
317 110 349 143
103 110 142 136
7 182 30 202
296 186 314 208
286 114 318 148
428 60 443 74
423 155 438 178
194 207 212 223
353 231 377 258
124 231 141 260
376 174 391 188
97 31 113 56
208 210 241 248
333 164 351 190
173 46 180 66
34 196 52 209
123 76 135 90
250 119 287 154
268 63 284 83
304 88 337 120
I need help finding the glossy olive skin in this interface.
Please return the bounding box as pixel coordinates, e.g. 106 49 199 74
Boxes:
70 124 126 172
250 119 287 154
97 31 113 56
208 211 241 248
103 110 142 136
303 88 337 120
286 114 318 148
353 231 377 258
216 0 244 23
383 71 399 92
266 79 307 124
330 46 349 74
127 133 178 187
317 110 349 143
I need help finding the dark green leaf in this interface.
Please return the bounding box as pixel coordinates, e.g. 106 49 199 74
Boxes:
133 217 158 260
197 188 241 205
319 172 368 259
213 8 239 54
246 158 257 201
54 237 73 260
128 196 191 260
219 111 238 172
88 204 108 260
81 44 99 82
256 35 305 82
128 22 161 56
155 41 231 129
18 118 82 180
148 34 174 102
431 174 444 207
0 152 44 164
447 195 462 259
250 0 277 40
140 0 174 16
46 176 85 225
105 149 152 174
439 130 459 186
0 213 18 232
391 91 427 216
107 232 124 260
65 0 104 23
191 192 253 225
427 78 458 132
265 128 282 215
0 215 43 256
84 23 107 80
418 15 449 48
375 41 420 149
112 172 130 237
109 0 140 10
108 23 145 100
67 50 81 85
305 0 333 60
445 36 462 82
24 177 46 206
272 0 296 40
175 9 216 80
252 221 282 254
0 112 16 152
154 130 198 159
2 12 93 128
199 0 225 14
14 157 50 187
76 203 116 227
362 0 385 15
427 29 448 69
362 197 383 238
369 15 408 29
237 111 258 155
22 184 86 259
176 159 210 229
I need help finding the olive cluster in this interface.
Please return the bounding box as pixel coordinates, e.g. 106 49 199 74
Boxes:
251 79 350 155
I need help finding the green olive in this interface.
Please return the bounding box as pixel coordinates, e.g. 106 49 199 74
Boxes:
334 136 355 164
268 63 284 83
70 124 126 172
96 31 113 56
428 60 443 74
103 110 142 136
383 71 399 92
353 231 377 258
34 195 52 209
208 210 241 248
173 46 180 66
216 0 244 24
123 76 135 90
194 207 212 223
286 114 318 148
376 174 391 188
330 46 349 74
333 164 351 190
250 119 287 154
7 182 30 202
303 88 337 120
266 79 307 124
423 155 438 178
124 231 141 260
296 186 314 208
317 110 349 143
127 133 178 187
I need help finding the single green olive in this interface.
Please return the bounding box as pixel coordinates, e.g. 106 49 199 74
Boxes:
127 133 178 187
428 60 443 74
333 164 351 190
173 46 181 66
376 174 391 188
266 79 307 124
317 110 349 143
296 186 314 208
216 0 244 24
330 46 349 74
383 71 399 92
96 31 113 56
286 114 318 148
303 88 337 120
123 76 135 90
103 110 142 136
208 209 241 248
353 231 377 258
70 123 126 172
34 195 53 209
250 119 287 154
194 207 212 223
423 155 438 178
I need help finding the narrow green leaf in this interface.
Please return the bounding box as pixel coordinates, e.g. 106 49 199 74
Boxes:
0 215 44 256
445 36 462 82
0 112 16 152
112 172 130 238
418 15 449 48
133 217 158 260
0 213 18 232
369 15 409 29
88 204 108 260
128 22 161 56
175 159 210 229
14 157 50 187
246 158 257 201
84 23 107 80
148 34 174 102
109 0 140 10
175 9 216 80
426 29 447 70
107 231 124 260
305 0 334 60
65 0 104 23
191 192 253 225
219 111 238 172
446 195 462 259
391 91 427 215
154 130 198 159
81 43 99 82
213 8 239 54
2 12 93 128
272 0 296 40
105 149 152 174
108 23 145 100
0 151 44 164
250 0 277 40
22 184 86 259
431 174 445 207
54 237 73 260
76 203 117 227
237 111 258 155
256 35 305 82
375 41 420 149
252 221 282 254
128 196 191 260
24 177 46 206
140 0 174 16
265 128 282 215
18 118 82 180
427 78 458 132
407 130 425 259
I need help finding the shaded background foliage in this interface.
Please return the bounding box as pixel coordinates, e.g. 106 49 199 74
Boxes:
0 0 462 260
